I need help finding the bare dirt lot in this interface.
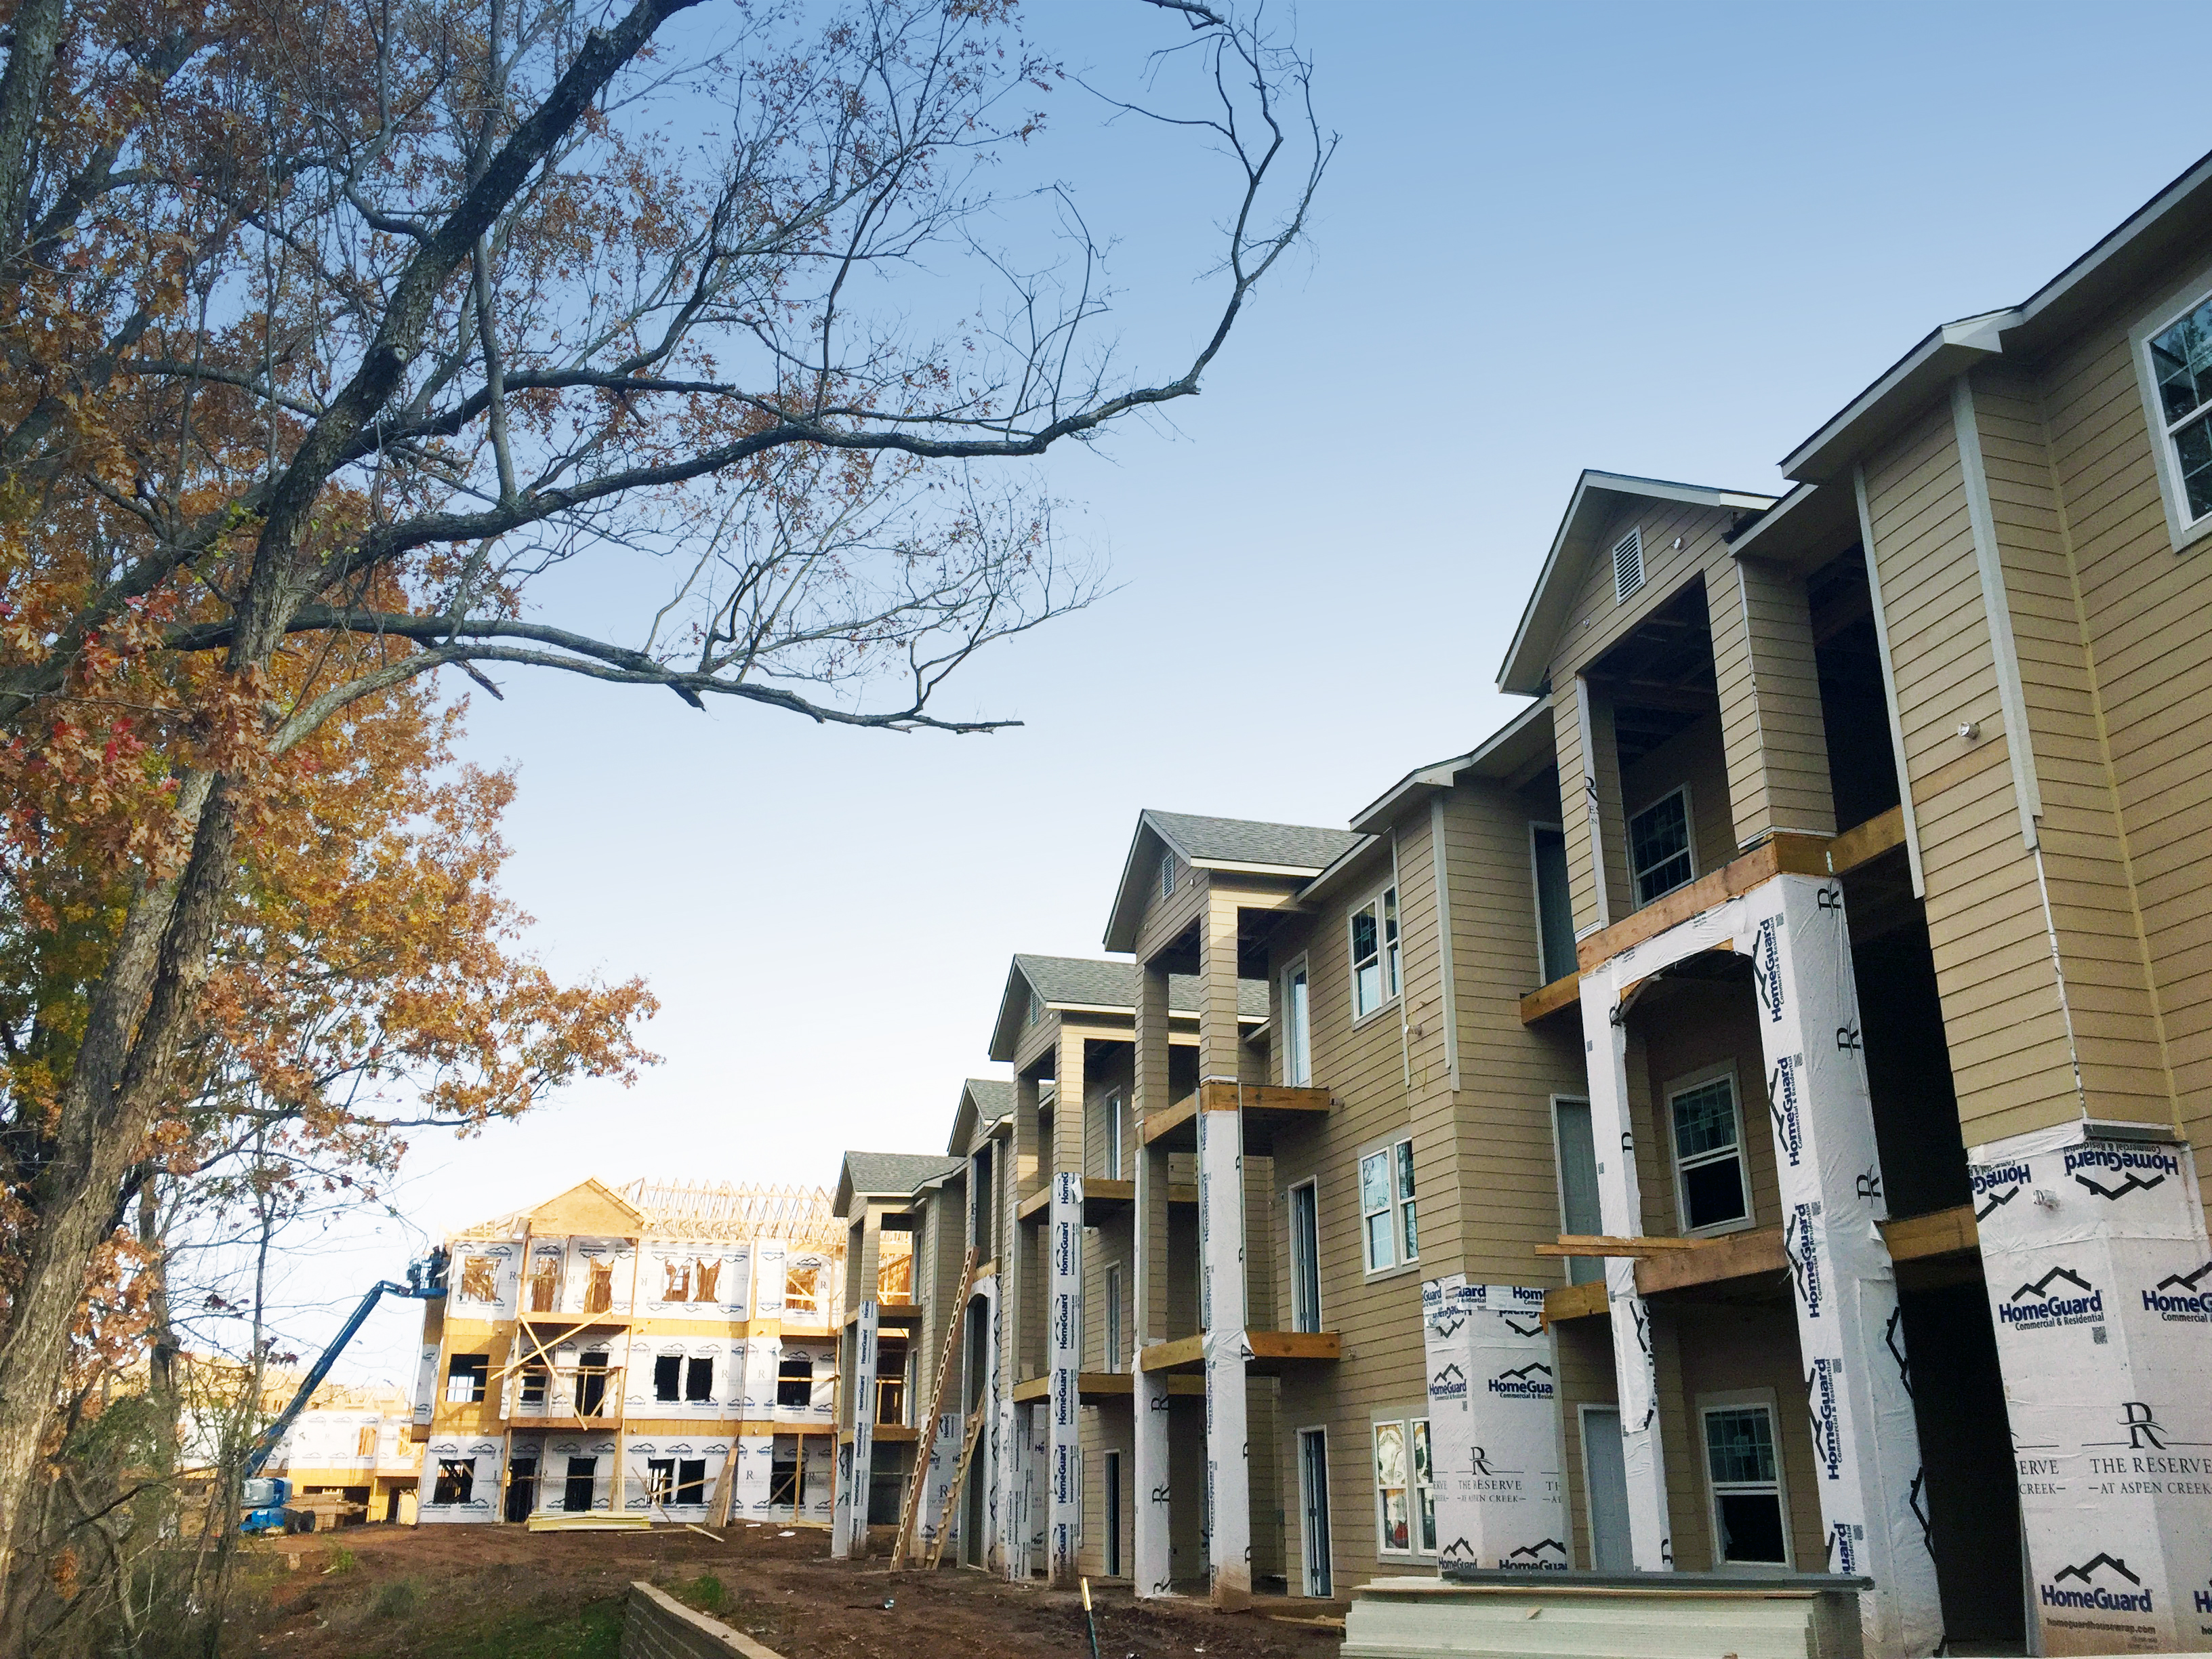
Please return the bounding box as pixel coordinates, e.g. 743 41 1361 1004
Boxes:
228 1523 1350 1659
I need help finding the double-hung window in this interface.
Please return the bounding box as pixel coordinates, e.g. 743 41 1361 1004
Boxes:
1282 958 1312 1086
777 1355 813 1408
1350 888 1399 1019
445 1353 489 1404
1669 1068 1750 1234
1372 1416 1435 1557
1359 1139 1417 1273
1702 1395 1790 1567
1629 787 1694 905
2139 286 2212 543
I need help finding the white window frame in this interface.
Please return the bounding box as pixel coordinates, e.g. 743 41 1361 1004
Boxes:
2129 264 2212 555
1295 1425 1334 1597
1104 1091 1124 1180
1357 1135 1418 1276
445 1353 489 1404
1103 1263 1124 1371
1697 1389 1794 1571
1288 1177 1322 1332
1666 1062 1753 1237
1628 783 1696 907
1282 955 1313 1086
1348 885 1401 1023
1370 1412 1435 1561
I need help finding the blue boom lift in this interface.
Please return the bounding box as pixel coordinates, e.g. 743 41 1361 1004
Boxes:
237 1248 448 1534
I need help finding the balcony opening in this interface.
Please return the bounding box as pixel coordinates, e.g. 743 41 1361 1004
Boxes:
1809 548 1902 830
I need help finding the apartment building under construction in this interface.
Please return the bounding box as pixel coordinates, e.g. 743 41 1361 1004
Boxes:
825 150 2212 1659
410 1176 845 1527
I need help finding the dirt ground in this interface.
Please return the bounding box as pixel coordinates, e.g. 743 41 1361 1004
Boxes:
230 1523 1351 1659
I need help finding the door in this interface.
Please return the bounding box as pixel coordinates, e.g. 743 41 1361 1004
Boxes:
1289 1182 1322 1332
1553 1099 1603 1286
1298 1429 1332 1597
562 1456 597 1513
576 1351 608 1416
1532 826 1575 985
1284 960 1312 1086
1103 1451 1123 1578
1580 1408 1632 1570
505 1456 538 1523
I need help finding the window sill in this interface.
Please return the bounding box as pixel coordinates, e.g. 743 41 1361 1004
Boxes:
1681 1216 1757 1240
2174 510 2212 556
1349 998 1401 1033
1361 1259 1424 1286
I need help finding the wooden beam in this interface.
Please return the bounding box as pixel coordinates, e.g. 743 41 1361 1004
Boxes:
1534 1235 1703 1258
1881 1204 1977 1261
1141 1094 1198 1147
1519 971 1580 1026
1635 1225 1787 1294
1016 1187 1049 1223
1246 1331 1340 1365
1826 804 1906 876
1542 1282 1607 1325
1576 832 1832 974
1197 1082 1332 1113
1137 1334 1204 1373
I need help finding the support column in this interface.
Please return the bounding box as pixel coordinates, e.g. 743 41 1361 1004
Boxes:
1047 1167 1084 1586
834 1299 878 1559
1197 890 1251 1608
1420 1276 1568 1569
1132 960 1174 1597
1736 875 1940 1656
996 1076 1038 1580
1970 1122 2212 1656
1577 975 1673 1570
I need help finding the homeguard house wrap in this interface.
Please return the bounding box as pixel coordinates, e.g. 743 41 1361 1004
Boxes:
411 1177 845 1528
826 149 2212 1659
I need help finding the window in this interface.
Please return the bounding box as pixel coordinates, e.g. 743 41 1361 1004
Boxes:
1104 1265 1124 1370
583 1259 613 1313
563 1456 597 1512
646 1458 676 1505
1530 825 1574 985
1282 958 1312 1086
653 1353 682 1401
356 1425 378 1458
1160 851 1176 897
445 1353 489 1404
769 1447 800 1507
520 1365 548 1406
1105 1093 1124 1180
432 1457 476 1506
686 1357 714 1403
528 1255 561 1311
1289 1180 1321 1332
777 1355 814 1408
677 1458 708 1507
693 1257 722 1303
1629 786 1694 905
1613 526 1644 603
1669 1069 1750 1234
1702 1397 1790 1567
2143 287 2212 536
1349 887 1400 1019
459 1254 498 1302
1359 1139 1417 1273
785 1263 819 1317
1372 1417 1435 1557
661 1257 691 1301
577 1350 610 1416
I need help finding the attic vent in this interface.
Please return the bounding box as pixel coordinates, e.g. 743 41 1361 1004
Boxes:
1612 527 1645 604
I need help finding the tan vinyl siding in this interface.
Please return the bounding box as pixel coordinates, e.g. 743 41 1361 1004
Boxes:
1618 709 1734 899
1724 556 1839 841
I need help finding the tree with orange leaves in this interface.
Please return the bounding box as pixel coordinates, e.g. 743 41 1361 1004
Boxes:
0 0 1328 1613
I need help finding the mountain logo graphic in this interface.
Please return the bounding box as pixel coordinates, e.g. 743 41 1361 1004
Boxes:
2053 1553 2140 1586
2155 1261 2212 1293
2011 1267 2093 1302
2001 1266 2103 1331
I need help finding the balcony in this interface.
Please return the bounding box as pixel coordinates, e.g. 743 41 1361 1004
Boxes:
1140 1083 1332 1153
1136 1330 1340 1376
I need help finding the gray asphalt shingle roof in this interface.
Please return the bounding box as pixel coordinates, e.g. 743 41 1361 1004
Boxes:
1014 953 1269 1019
842 1150 964 1195
1145 810 1367 873
962 1078 1012 1124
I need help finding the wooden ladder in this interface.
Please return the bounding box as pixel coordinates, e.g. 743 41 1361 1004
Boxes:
923 1409 987 1571
891 1246 979 1566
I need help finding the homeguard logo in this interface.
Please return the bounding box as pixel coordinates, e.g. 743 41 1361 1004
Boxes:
1971 1160 2031 1221
1500 1538 1570 1572
1805 1357 1844 1479
1786 1204 1825 1318
1768 1055 1805 1169
2066 1143 2180 1202
1752 918 1784 1023
2000 1267 2104 1332
2144 1261 2212 1323
1487 1362 1554 1401
2042 1554 2154 1616
1430 1363 1469 1404
1826 1521 1862 1575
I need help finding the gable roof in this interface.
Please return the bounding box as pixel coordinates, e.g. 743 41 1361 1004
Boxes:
1496 471 1776 697
989 953 1271 1061
945 1077 1011 1156
836 1150 964 1215
1341 698 1557 842
1103 810 1366 953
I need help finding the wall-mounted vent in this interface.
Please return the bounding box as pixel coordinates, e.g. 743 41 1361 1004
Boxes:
1612 527 1645 605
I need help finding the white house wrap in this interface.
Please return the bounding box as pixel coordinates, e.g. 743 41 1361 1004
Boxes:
1048 1169 1084 1584
1420 1277 1568 1570
1197 1094 1251 1603
1970 1121 2212 1656
1731 875 1942 1659
832 1299 877 1559
1132 1134 1173 1599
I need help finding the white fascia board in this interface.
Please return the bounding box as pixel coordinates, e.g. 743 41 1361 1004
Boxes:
1347 699 1554 835
1778 312 2011 483
1185 857 1328 878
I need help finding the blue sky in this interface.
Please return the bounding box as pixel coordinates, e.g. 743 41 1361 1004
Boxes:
300 1 2211 1383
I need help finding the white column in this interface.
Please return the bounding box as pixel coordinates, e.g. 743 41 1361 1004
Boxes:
1736 875 1942 1656
1578 974 1673 1570
1048 1169 1084 1585
1131 1134 1172 1598
1971 1122 2212 1656
1421 1277 1569 1569
834 1300 878 1559
1198 1094 1251 1608
731 1433 773 1521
